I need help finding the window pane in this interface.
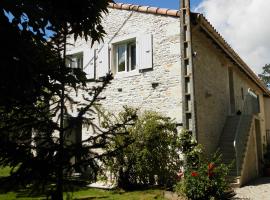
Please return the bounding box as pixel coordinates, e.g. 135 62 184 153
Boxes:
77 56 83 69
66 58 72 68
118 45 126 72
130 43 136 71
72 57 77 68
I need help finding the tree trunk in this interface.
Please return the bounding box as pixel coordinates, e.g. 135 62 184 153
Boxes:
55 27 68 200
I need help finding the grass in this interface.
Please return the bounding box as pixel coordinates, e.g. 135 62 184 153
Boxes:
71 188 165 200
0 167 164 200
0 167 165 199
0 188 165 200
0 166 12 177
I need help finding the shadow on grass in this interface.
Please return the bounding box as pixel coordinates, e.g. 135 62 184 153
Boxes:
73 197 108 200
0 176 165 200
0 176 97 199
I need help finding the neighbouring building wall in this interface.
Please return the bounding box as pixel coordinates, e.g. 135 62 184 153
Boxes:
192 28 267 155
232 67 261 113
192 31 230 154
66 9 183 137
241 122 259 185
264 97 270 145
233 67 267 158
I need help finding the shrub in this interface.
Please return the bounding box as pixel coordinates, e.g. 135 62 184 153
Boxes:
175 131 232 200
105 111 182 189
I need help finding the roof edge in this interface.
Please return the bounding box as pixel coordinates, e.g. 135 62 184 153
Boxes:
195 13 270 96
108 2 180 17
108 3 270 96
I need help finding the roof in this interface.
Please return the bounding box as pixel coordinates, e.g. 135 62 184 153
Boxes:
108 2 180 17
108 2 270 96
194 13 270 96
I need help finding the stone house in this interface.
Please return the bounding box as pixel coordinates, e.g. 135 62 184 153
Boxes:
66 2 270 186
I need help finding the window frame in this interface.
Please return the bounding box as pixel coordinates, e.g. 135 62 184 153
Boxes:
66 52 84 70
115 40 137 74
110 34 139 78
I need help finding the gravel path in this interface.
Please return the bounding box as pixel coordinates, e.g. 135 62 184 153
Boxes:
234 177 270 200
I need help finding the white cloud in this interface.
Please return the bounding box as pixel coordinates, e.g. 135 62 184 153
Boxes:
195 0 270 74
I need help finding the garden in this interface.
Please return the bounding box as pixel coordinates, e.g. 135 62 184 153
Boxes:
0 111 234 200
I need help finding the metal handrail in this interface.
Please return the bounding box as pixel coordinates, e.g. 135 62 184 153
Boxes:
234 91 259 176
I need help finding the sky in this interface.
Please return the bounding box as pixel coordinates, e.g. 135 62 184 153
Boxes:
116 0 270 74
115 0 201 9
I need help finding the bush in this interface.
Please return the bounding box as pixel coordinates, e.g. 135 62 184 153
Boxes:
175 131 232 200
105 111 182 189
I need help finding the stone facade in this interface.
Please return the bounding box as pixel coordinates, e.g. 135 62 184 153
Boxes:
66 4 270 185
192 31 231 154
67 8 182 123
191 26 270 157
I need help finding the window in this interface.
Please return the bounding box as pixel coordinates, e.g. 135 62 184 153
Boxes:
116 41 136 73
64 116 82 167
89 34 152 78
66 53 83 69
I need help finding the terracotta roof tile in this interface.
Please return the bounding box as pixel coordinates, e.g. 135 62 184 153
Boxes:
108 2 180 17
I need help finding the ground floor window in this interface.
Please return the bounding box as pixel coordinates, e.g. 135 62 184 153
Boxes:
66 53 83 69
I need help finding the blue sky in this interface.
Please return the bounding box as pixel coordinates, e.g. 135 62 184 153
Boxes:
115 0 202 10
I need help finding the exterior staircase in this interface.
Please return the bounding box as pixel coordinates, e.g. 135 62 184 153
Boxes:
218 115 254 187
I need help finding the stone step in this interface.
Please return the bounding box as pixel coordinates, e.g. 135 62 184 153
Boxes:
219 148 235 153
219 115 253 188
229 170 239 177
220 136 235 140
220 154 235 160
219 142 235 146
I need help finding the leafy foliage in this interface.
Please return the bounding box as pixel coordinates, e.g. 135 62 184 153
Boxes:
0 0 110 42
104 111 182 189
175 131 232 200
259 64 270 87
0 1 123 199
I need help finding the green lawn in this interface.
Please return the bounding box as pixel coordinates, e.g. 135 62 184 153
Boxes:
0 167 165 199
0 166 12 177
0 188 165 200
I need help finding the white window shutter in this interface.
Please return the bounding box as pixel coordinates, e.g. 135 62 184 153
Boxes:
97 43 109 78
137 34 153 70
83 48 95 79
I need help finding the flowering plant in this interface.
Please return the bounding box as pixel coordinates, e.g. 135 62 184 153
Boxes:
191 171 198 177
208 162 215 178
175 130 232 200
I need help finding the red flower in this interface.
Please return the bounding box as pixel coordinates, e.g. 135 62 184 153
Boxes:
191 171 198 177
208 163 215 171
208 163 215 177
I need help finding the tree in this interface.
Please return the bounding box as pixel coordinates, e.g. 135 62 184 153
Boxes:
105 111 182 189
259 64 270 87
0 1 138 199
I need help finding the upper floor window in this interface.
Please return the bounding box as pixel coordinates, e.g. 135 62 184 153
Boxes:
116 41 136 73
65 34 153 80
66 53 83 69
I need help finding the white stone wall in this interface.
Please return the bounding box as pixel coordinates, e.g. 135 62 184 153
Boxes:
192 28 268 156
192 31 231 154
66 9 183 136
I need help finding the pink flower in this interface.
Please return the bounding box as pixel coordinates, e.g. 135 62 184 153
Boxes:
177 170 184 180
